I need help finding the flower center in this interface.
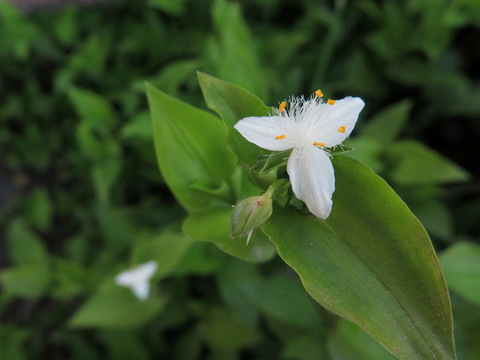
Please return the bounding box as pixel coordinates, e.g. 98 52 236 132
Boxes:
313 142 325 147
338 126 346 133
275 134 286 140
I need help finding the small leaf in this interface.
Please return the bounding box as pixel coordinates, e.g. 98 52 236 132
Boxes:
69 284 166 329
198 72 271 168
7 218 49 266
147 83 237 211
327 319 397 360
182 207 254 259
132 232 193 279
204 306 261 355
0 265 50 299
69 87 116 127
388 140 469 184
439 242 480 306
242 276 323 329
263 156 456 360
361 100 412 143
21 188 53 231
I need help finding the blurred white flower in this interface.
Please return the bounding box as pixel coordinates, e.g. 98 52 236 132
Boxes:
234 91 364 219
115 261 158 301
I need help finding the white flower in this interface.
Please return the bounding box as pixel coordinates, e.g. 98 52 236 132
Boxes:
115 261 158 301
234 91 365 219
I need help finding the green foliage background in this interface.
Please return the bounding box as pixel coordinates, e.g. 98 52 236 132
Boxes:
0 0 479 359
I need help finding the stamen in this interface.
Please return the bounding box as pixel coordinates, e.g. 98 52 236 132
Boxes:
327 99 336 105
275 134 286 140
315 89 323 98
313 142 325 147
279 101 287 112
338 126 346 133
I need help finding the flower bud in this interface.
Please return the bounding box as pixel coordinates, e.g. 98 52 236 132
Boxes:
230 190 273 244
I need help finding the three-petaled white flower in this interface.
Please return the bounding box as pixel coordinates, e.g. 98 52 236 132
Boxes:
234 91 365 219
115 261 158 301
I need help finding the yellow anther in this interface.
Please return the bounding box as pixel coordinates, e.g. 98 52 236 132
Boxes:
275 134 286 140
338 126 346 133
279 101 287 112
315 89 323 98
313 142 325 147
327 99 336 105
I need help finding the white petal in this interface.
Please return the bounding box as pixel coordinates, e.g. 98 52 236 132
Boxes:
131 282 150 301
287 146 335 219
136 261 158 280
115 270 135 287
234 115 297 151
305 97 364 147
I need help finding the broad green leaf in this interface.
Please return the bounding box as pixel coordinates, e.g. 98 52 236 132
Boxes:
327 319 397 360
361 100 412 144
198 72 271 168
388 140 469 185
439 242 480 306
262 156 455 360
182 207 254 259
147 83 237 211
69 283 166 329
132 232 193 278
69 87 116 127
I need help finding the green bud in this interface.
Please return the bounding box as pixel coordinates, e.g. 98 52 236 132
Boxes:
230 189 273 244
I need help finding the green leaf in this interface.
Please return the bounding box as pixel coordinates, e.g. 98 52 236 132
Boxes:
388 140 470 184
282 331 326 360
21 188 53 231
439 242 480 306
182 207 254 259
132 232 193 278
0 324 29 360
262 156 455 360
69 283 166 329
327 319 397 360
0 264 50 299
204 306 261 355
7 218 49 266
360 100 412 144
216 258 261 329
172 242 224 276
242 276 323 329
69 87 116 127
198 72 271 168
211 0 267 100
147 83 237 211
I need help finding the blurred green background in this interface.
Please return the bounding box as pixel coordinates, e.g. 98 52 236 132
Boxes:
1 0 479 359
